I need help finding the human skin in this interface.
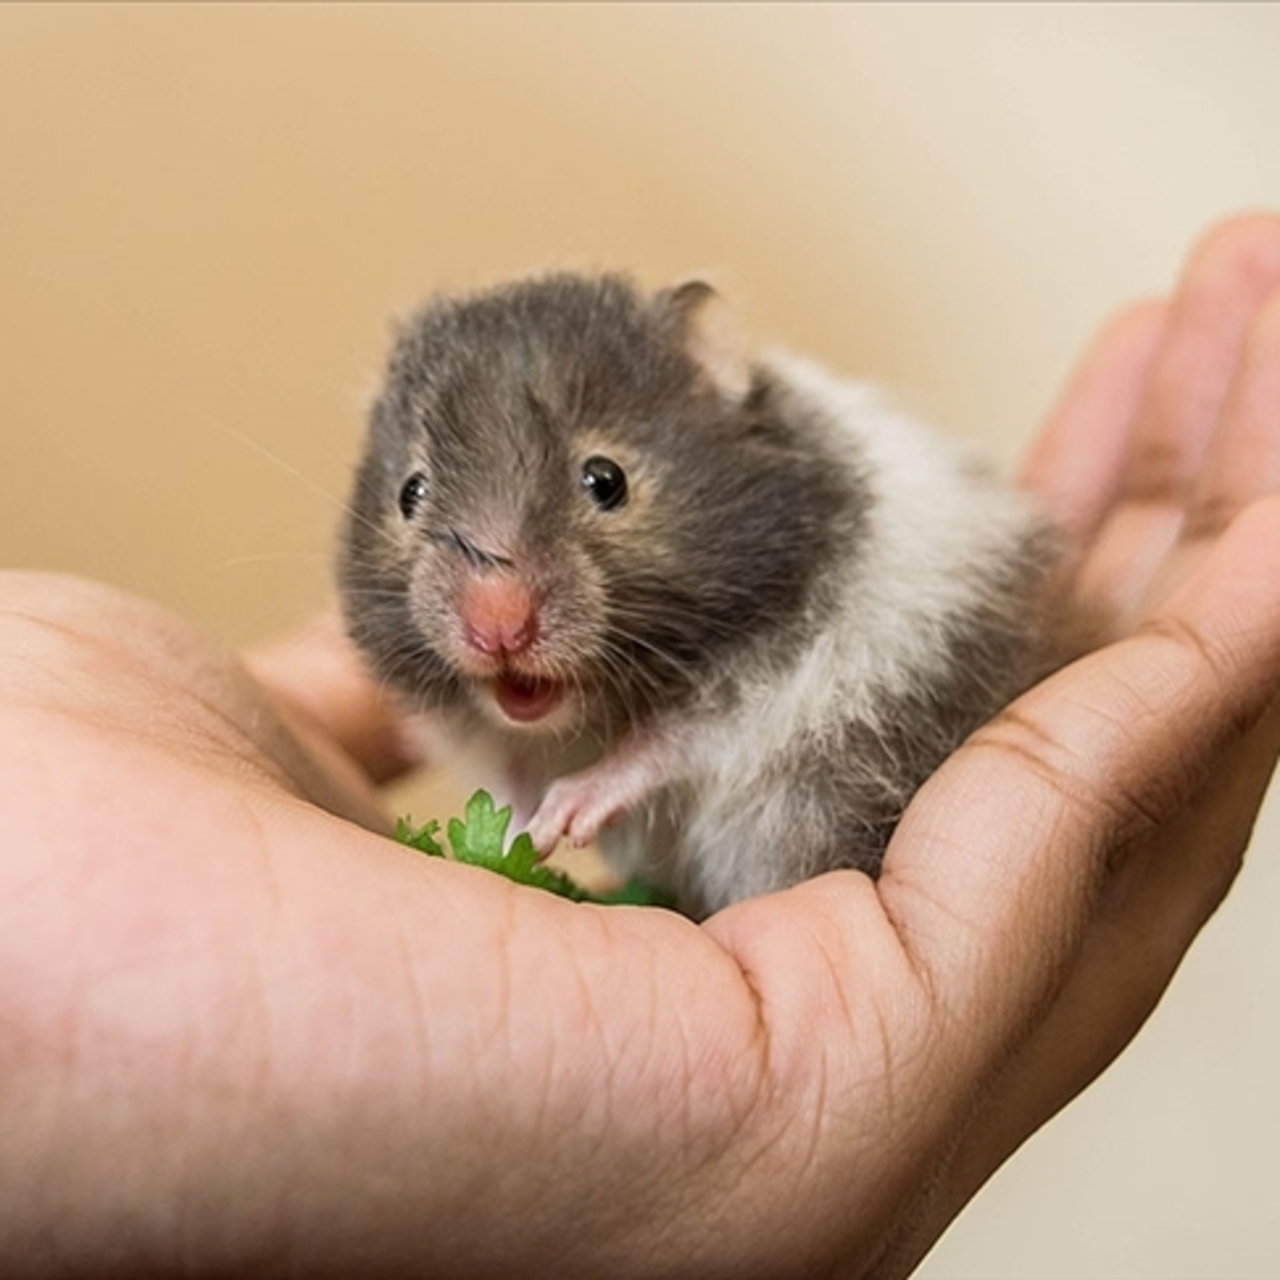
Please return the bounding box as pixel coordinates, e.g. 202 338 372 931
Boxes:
2 213 1280 1278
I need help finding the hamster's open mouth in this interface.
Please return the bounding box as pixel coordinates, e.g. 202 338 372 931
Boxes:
490 672 568 725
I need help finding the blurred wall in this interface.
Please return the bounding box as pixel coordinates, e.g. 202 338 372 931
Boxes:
2 5 1279 1275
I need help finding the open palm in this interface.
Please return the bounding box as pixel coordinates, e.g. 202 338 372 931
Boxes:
3 215 1280 1278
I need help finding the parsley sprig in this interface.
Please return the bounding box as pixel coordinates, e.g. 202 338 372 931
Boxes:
395 789 672 908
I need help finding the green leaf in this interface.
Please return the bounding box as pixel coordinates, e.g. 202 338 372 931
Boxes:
501 831 541 881
446 789 514 866
394 815 445 858
590 878 678 908
394 789 672 909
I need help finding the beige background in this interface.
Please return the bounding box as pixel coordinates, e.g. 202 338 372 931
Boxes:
3 4 1279 1275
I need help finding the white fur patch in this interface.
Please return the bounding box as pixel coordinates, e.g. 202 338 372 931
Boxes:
644 356 1043 909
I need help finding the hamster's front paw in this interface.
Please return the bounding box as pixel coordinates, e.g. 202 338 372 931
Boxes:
527 731 678 858
527 771 622 856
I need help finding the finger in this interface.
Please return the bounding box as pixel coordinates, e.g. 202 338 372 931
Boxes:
243 611 427 785
1123 213 1280 509
880 694 1280 1278
990 697 1280 1134
881 493 1280 1066
1018 300 1166 545
1185 285 1280 540
1071 216 1280 631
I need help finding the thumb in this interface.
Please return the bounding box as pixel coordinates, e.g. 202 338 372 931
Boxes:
880 494 1280 1061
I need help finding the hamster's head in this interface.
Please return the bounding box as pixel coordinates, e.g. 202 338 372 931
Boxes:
338 272 853 738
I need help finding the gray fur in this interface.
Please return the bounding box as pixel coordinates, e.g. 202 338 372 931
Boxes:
338 272 1054 918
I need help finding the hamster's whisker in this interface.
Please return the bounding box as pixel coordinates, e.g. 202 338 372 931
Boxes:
211 419 404 552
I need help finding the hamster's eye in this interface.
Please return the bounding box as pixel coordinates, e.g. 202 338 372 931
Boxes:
398 472 429 520
581 455 628 512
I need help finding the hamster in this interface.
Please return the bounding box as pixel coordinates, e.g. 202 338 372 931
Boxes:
338 272 1055 918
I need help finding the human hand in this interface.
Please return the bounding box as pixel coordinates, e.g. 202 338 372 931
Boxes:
879 210 1280 1270
3 213 1280 1279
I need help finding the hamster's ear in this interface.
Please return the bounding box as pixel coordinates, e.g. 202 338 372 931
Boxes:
662 280 752 402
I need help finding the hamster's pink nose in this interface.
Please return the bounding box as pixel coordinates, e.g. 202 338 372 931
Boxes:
460 576 539 657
